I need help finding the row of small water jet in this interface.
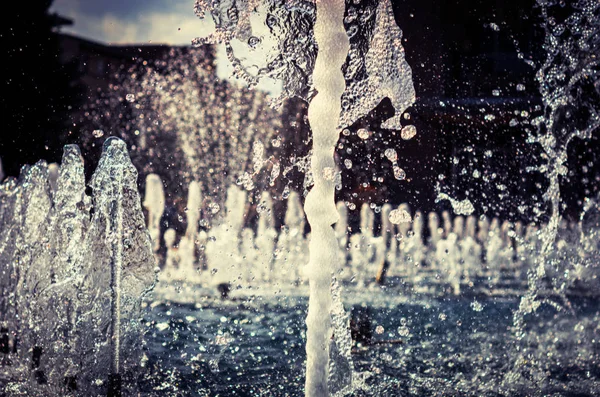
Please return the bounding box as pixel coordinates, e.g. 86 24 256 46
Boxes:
144 179 600 297
0 138 156 396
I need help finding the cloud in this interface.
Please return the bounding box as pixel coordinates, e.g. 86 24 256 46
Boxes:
52 0 211 45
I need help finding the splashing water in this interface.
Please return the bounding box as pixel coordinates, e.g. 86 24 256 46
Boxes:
4 0 600 396
82 46 285 213
0 139 156 395
194 1 415 395
507 0 600 389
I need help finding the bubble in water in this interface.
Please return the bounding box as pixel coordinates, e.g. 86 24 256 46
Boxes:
209 203 220 214
375 325 384 334
247 36 261 48
92 129 104 138
516 83 526 91
401 125 417 140
126 93 135 102
344 159 352 169
357 128 370 140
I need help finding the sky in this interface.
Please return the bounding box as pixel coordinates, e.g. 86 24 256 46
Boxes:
51 0 282 94
51 0 211 45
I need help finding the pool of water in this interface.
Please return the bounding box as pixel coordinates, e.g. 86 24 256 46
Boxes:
141 284 600 396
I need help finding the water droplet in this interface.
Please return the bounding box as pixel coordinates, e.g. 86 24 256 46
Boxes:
266 14 277 29
384 148 397 162
471 301 484 312
393 166 406 180
489 22 500 31
398 326 410 337
248 36 261 48
357 128 370 140
401 125 417 140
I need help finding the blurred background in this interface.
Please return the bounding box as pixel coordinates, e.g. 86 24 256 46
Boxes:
1 0 599 230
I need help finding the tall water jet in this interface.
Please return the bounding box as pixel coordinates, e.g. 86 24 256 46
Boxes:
302 0 349 394
191 0 414 394
87 137 158 395
205 185 247 291
179 181 203 272
143 174 165 255
255 191 277 282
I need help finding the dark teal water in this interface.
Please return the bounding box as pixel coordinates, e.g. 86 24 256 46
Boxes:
141 288 600 396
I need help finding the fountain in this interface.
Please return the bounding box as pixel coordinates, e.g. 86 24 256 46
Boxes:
1 0 600 396
0 140 156 395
